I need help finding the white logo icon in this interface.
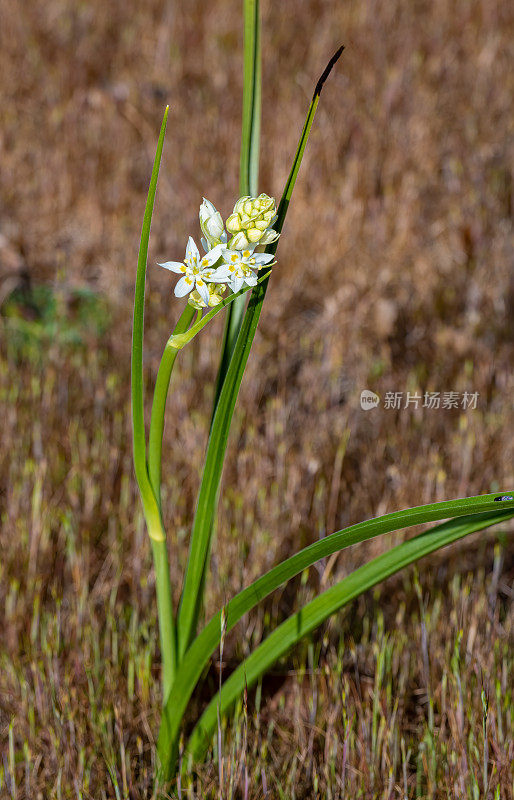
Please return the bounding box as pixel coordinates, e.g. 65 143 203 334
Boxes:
360 390 380 410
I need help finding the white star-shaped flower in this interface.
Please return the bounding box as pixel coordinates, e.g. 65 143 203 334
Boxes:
158 237 223 304
209 247 274 293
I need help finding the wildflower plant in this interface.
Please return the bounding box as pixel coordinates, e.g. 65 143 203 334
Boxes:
130 1 514 789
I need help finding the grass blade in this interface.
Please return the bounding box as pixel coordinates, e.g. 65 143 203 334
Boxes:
175 46 345 663
185 506 514 762
157 492 513 777
131 105 168 539
240 0 261 196
131 106 179 702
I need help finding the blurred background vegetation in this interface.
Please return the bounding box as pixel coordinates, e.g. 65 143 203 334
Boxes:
0 0 513 797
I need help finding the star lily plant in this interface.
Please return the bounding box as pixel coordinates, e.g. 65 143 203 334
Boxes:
130 1 514 793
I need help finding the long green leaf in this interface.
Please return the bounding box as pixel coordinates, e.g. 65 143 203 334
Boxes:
240 0 261 196
131 107 178 701
176 46 345 662
214 0 262 411
131 105 168 541
157 492 513 777
186 506 514 762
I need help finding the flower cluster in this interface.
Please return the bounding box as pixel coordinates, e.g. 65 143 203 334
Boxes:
158 196 278 309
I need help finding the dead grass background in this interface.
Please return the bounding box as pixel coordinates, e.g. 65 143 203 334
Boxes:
0 0 513 797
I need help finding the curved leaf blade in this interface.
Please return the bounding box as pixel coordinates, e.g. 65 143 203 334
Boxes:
131 106 169 537
157 493 513 777
186 507 514 762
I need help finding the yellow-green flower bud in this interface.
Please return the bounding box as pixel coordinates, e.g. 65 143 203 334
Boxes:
188 282 226 309
228 231 250 250
225 213 241 234
233 196 251 214
247 227 262 243
226 193 279 248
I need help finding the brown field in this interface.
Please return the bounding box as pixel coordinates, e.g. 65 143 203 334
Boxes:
1 0 513 797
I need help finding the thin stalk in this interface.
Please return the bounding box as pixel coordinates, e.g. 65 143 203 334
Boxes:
151 537 176 703
148 303 196 506
147 303 196 701
167 270 272 351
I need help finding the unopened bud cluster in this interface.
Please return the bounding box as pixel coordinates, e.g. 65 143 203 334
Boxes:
225 194 279 249
157 195 278 308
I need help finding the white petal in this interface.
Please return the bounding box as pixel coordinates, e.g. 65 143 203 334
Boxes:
201 237 209 253
222 249 242 268
232 275 245 292
185 236 199 265
157 260 185 273
244 273 258 286
200 197 217 216
174 275 193 297
196 280 210 305
202 243 224 267
252 253 275 266
209 265 232 281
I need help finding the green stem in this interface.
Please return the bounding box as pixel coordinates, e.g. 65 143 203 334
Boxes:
167 270 272 351
151 537 177 703
145 304 196 698
148 304 196 506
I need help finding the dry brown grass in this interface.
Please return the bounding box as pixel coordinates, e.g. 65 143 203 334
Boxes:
0 0 513 797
